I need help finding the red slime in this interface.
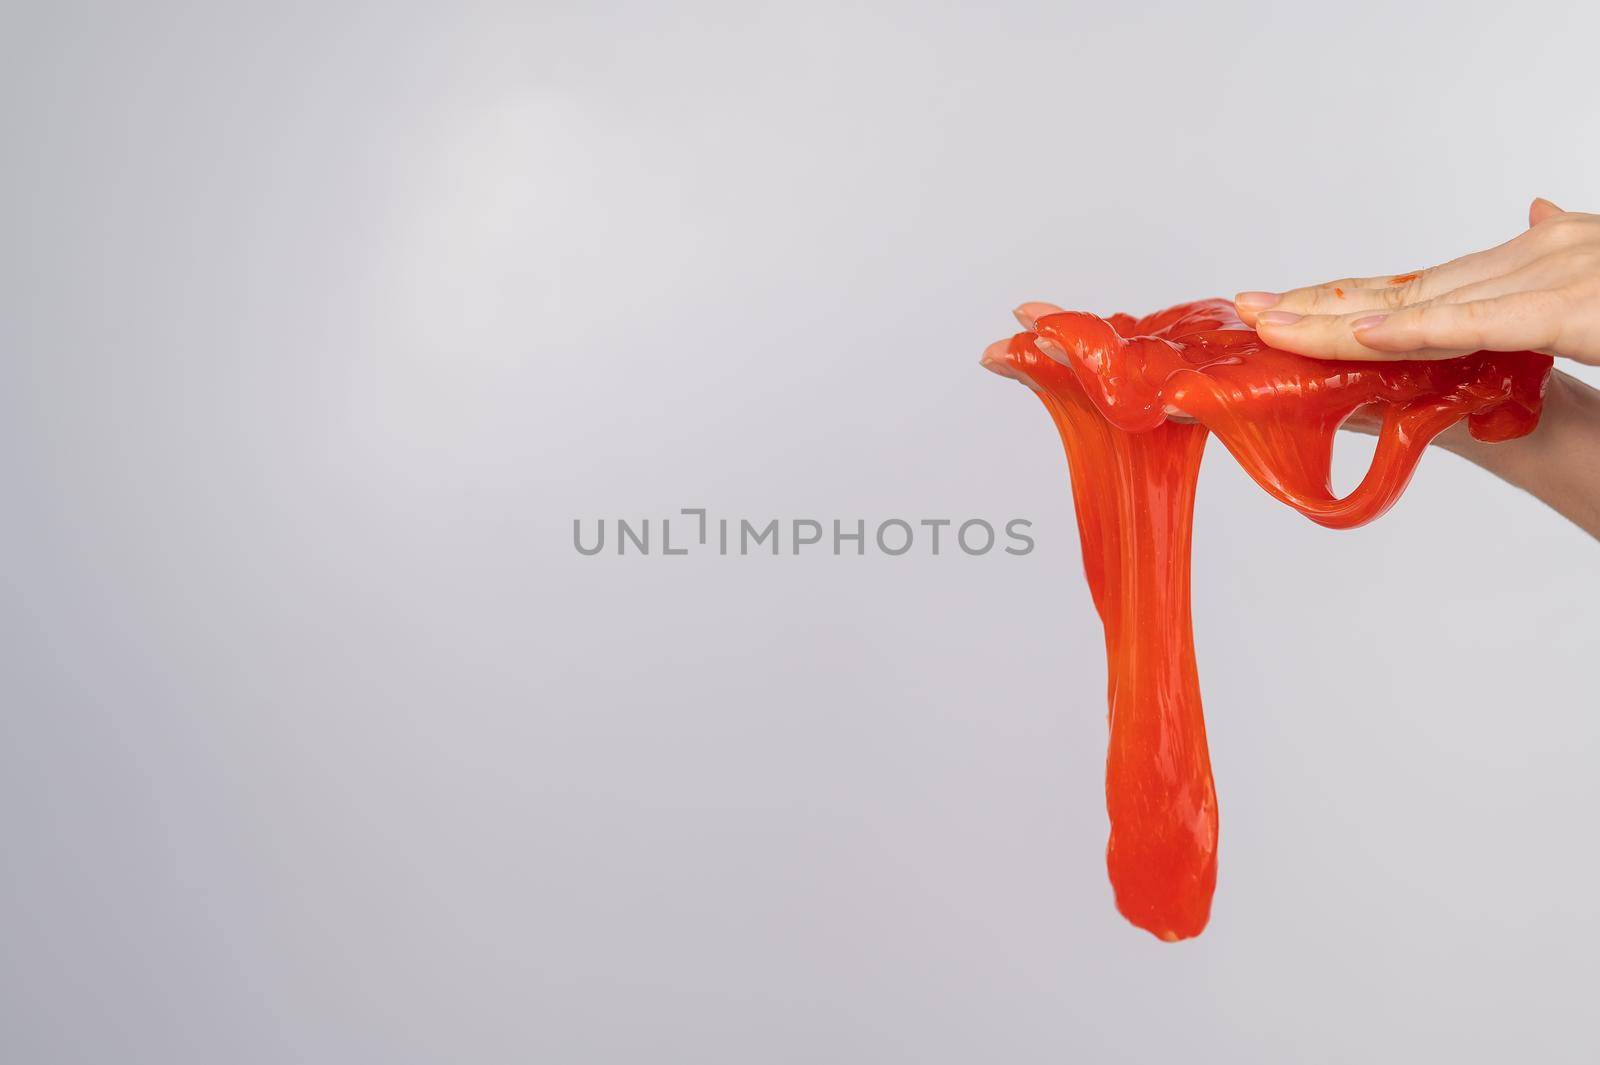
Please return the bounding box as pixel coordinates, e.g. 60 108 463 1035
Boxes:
981 299 1551 941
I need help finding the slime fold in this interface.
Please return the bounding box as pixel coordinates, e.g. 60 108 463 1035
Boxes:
982 299 1550 941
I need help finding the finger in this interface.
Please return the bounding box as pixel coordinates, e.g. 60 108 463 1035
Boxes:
1240 221 1557 325
1239 269 1449 323
1433 256 1565 306
1529 197 1564 227
1235 281 1389 323
1251 310 1431 361
1257 274 1573 361
1350 290 1567 355
1345 219 1560 297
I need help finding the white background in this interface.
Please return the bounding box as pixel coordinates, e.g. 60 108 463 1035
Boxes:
5 2 1598 1061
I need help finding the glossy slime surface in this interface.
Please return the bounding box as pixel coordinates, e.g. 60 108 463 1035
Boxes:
982 299 1551 941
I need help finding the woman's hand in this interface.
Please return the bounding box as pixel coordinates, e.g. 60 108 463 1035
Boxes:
1234 199 1600 365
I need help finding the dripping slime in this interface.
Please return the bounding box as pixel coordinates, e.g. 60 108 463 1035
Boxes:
982 299 1551 941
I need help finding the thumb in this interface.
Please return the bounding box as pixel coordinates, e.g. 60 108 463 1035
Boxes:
1529 196 1565 228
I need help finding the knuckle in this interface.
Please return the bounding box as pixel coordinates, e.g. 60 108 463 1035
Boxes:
1559 246 1600 276
1568 277 1600 302
1421 301 1475 344
1535 214 1587 249
1535 287 1575 319
1379 281 1418 309
1293 285 1339 312
1278 288 1317 312
1531 290 1573 349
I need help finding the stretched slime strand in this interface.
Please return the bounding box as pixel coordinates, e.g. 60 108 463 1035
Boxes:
982 299 1551 941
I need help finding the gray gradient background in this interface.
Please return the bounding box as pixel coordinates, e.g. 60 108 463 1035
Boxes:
5 2 1600 1062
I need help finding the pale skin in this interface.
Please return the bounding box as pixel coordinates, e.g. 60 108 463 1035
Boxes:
1232 198 1600 540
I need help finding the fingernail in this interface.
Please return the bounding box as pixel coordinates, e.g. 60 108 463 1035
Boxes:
1014 301 1064 330
1256 310 1302 326
1351 315 1387 332
1235 291 1280 309
980 339 1018 377
1034 337 1070 365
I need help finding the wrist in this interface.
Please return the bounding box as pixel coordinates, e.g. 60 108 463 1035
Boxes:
1433 369 1579 463
1434 368 1600 538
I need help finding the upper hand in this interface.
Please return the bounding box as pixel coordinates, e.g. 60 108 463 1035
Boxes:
1233 199 1600 365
